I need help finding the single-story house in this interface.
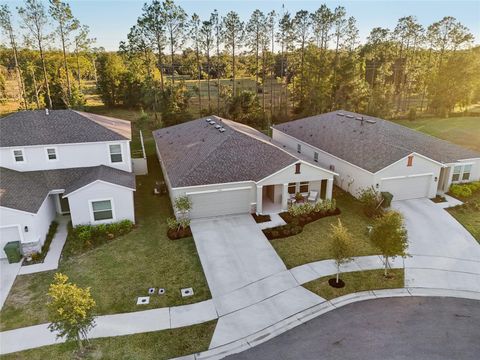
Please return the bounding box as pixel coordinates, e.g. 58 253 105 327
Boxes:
153 116 336 219
272 110 480 201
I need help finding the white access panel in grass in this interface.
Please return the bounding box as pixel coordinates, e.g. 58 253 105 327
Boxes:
188 188 252 218
381 174 432 201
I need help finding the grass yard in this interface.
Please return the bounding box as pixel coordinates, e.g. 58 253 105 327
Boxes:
0 153 211 331
270 187 380 269
1 320 216 360
447 190 480 242
303 269 404 300
392 116 480 152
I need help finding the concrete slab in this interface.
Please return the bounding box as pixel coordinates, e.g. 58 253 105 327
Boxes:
209 286 324 348
393 199 480 261
190 215 287 298
0 324 61 355
405 268 480 292
170 300 218 328
289 264 319 285
405 255 480 275
257 213 286 230
352 255 384 270
214 271 298 317
407 287 480 301
329 291 377 308
307 259 337 277
0 259 21 310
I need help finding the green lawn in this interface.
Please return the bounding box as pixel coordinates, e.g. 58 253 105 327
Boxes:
392 116 480 152
303 269 404 300
0 153 211 331
270 188 380 269
447 190 480 242
1 321 216 360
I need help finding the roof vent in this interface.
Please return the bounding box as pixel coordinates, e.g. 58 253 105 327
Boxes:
209 120 216 125
219 127 225 133
346 114 354 118
214 124 221 129
366 119 376 124
356 117 362 120
45 108 49 115
337 112 344 116
205 118 211 122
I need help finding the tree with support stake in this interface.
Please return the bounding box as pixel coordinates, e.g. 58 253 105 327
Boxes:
370 210 408 277
328 219 356 287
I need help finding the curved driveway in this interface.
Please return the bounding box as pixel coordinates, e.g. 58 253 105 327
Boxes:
228 297 480 360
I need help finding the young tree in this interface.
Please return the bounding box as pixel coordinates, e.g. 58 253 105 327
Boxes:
0 5 27 109
200 16 214 111
47 273 96 350
18 0 53 109
49 0 79 100
163 0 187 84
370 211 408 277
329 219 355 284
222 11 244 96
191 13 202 111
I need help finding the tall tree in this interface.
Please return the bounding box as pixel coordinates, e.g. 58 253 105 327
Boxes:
266 10 276 118
292 10 311 106
163 0 187 84
191 13 202 111
246 9 265 87
73 25 94 90
277 8 293 116
139 0 166 91
211 9 222 113
18 0 53 109
222 11 244 96
0 4 27 109
311 4 333 50
200 15 214 111
49 0 78 100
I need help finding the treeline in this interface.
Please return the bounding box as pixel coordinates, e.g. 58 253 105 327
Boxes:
1 0 480 128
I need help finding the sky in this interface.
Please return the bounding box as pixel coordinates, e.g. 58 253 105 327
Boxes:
4 0 480 51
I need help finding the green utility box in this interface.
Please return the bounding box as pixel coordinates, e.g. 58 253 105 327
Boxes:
4 241 22 264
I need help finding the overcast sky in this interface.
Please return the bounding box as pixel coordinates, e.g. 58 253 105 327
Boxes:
3 0 480 51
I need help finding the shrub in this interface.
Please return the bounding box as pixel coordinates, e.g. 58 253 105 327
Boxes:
467 181 480 192
357 187 383 217
450 184 473 198
166 217 179 230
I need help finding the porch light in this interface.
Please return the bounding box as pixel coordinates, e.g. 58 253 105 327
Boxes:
24 226 29 232
375 183 379 189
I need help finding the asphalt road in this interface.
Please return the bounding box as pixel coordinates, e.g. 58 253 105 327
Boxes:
227 297 480 360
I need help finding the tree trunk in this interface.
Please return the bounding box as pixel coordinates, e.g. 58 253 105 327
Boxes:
60 27 72 99
38 41 52 109
91 56 98 86
170 29 175 85
196 45 202 111
31 67 40 109
206 50 211 112
232 37 236 96
384 256 389 277
9 30 27 109
156 36 165 91
75 49 81 90
336 264 340 283
77 332 83 350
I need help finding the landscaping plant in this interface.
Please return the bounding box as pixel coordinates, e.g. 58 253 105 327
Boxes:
370 210 408 277
174 195 192 218
357 186 383 217
328 219 356 286
47 273 96 351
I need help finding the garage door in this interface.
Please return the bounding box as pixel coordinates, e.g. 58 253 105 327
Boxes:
380 175 432 201
189 188 252 218
0 226 21 259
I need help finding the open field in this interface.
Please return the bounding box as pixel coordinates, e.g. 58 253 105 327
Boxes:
0 150 211 331
392 116 480 152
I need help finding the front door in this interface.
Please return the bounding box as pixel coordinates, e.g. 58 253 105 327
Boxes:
438 167 450 193
59 194 70 214
320 179 328 199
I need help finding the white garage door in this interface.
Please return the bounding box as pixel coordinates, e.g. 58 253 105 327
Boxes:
0 226 21 259
381 175 432 201
189 188 252 218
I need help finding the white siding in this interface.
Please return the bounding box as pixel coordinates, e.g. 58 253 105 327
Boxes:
0 140 132 173
67 182 135 226
256 161 334 186
273 129 373 197
375 154 442 199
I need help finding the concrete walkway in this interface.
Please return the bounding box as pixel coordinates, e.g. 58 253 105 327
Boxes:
257 213 286 230
19 216 69 275
0 260 21 310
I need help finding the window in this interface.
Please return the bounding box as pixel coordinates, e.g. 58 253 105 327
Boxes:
452 165 462 182
314 152 319 162
407 155 414 167
295 163 301 174
109 144 123 163
91 200 113 221
288 182 296 194
13 149 24 162
297 144 301 153
299 181 309 193
46 148 57 160
462 165 472 181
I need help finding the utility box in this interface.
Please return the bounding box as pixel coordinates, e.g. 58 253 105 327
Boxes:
3 241 22 264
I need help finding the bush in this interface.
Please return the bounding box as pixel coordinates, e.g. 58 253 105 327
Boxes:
450 184 473 198
70 220 134 253
357 187 383 217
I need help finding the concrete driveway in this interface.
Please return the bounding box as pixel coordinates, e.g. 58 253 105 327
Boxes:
0 259 21 309
190 214 287 298
393 198 480 292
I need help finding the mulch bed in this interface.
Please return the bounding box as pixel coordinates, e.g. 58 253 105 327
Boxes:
167 226 193 240
328 278 345 288
430 195 447 203
263 208 341 240
252 213 271 223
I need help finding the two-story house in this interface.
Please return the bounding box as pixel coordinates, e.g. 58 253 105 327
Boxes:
0 110 136 258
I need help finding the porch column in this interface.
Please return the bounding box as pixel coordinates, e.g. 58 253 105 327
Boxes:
326 178 334 200
256 185 263 214
282 183 289 210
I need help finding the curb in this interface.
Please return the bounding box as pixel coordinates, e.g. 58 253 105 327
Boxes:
173 287 480 360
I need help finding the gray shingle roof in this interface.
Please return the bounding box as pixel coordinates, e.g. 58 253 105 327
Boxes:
153 116 298 187
0 166 135 213
0 110 131 147
273 111 480 173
